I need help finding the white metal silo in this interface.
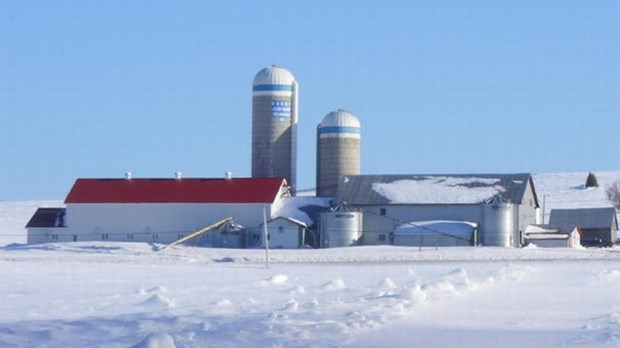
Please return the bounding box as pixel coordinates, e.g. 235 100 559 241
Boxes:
481 196 516 247
320 211 363 248
316 109 361 197
252 65 298 194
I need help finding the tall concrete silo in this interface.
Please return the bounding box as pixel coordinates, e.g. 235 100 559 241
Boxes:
252 65 298 194
316 109 361 197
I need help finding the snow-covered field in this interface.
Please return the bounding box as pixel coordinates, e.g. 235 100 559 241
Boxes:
1 172 619 348
1 242 619 348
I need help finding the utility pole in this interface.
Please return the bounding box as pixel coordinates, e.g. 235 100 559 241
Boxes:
263 205 270 269
542 194 547 224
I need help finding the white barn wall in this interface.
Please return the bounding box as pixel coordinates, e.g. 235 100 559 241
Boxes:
362 213 396 245
518 180 539 234
65 203 274 244
247 219 305 249
27 227 67 244
359 201 535 247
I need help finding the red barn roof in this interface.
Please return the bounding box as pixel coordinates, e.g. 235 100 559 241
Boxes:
65 178 287 204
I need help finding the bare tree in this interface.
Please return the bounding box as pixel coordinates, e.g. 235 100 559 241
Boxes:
607 180 620 209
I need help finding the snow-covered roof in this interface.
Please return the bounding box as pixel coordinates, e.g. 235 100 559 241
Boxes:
272 196 331 226
335 174 536 205
532 171 619 224
266 216 309 228
525 234 570 240
524 224 561 234
549 207 618 230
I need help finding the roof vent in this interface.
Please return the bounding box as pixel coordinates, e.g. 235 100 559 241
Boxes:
174 172 182 180
125 172 132 180
225 171 233 180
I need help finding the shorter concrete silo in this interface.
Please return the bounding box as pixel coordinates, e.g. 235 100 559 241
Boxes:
320 211 363 248
481 196 516 247
316 109 361 197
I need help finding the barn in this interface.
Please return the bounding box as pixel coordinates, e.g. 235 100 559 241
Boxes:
549 207 618 246
333 173 539 247
27 177 290 245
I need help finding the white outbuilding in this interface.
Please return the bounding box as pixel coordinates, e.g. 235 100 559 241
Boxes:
523 224 582 248
247 216 310 249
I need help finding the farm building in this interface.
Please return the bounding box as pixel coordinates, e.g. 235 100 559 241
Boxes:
26 177 290 245
392 221 479 247
549 207 618 246
332 173 539 247
26 208 68 244
523 224 582 248
247 216 311 249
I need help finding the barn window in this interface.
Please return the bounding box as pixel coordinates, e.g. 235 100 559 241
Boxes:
178 234 184 239
380 208 386 216
127 233 134 240
378 234 386 242
102 233 109 240
153 234 159 241
51 234 58 241
73 235 77 242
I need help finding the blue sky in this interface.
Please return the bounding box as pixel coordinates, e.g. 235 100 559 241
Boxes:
1 0 618 200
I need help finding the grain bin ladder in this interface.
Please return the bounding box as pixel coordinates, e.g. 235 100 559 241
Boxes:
158 217 233 251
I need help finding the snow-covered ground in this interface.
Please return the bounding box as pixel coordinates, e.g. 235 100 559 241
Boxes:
1 200 619 347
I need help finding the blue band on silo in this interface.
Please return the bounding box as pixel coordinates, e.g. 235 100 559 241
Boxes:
253 84 293 91
319 127 361 134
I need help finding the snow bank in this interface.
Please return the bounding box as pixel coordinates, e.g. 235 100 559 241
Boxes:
132 332 176 348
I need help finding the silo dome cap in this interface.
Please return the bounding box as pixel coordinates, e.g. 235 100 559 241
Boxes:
253 65 296 86
320 109 361 128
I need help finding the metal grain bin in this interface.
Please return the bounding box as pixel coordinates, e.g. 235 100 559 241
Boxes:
481 196 515 247
320 211 363 248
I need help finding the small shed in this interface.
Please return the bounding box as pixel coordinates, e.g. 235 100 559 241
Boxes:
392 221 478 247
549 207 618 246
211 221 246 249
247 217 309 249
523 224 581 248
26 208 68 244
